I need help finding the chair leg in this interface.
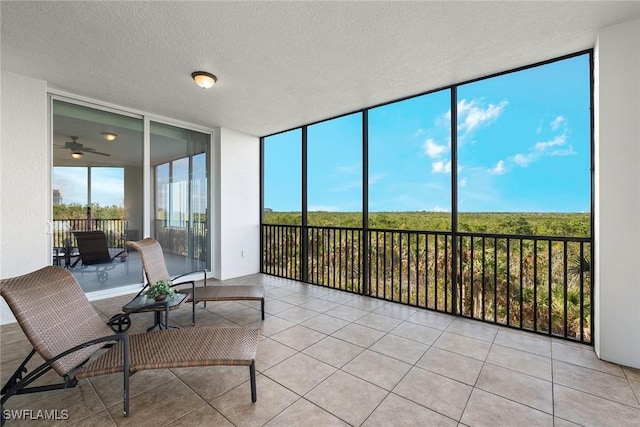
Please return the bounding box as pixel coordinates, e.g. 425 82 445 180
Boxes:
250 360 257 402
192 298 196 326
261 298 265 320
123 336 130 417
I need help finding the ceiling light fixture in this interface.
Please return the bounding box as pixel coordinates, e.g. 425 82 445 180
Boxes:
101 132 117 141
191 71 217 89
71 151 84 159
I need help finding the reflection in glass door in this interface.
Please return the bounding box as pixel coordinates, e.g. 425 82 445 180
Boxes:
151 122 210 276
52 99 144 292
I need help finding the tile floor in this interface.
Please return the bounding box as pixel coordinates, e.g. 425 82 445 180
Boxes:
2 273 640 426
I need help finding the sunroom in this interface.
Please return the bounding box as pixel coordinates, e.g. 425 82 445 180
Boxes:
1 2 639 425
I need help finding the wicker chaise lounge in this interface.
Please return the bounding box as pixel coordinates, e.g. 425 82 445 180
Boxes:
126 238 265 324
0 266 259 424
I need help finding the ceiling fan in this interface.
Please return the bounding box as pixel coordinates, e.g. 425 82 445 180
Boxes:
56 136 111 158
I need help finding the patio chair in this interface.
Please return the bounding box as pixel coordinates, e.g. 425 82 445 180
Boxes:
0 266 259 424
125 238 265 325
70 230 127 283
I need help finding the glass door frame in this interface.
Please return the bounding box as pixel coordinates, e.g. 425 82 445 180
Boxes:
50 92 215 295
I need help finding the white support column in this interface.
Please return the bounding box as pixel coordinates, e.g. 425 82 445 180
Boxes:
594 18 640 369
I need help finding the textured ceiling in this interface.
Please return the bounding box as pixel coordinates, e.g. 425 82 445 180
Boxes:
2 1 639 137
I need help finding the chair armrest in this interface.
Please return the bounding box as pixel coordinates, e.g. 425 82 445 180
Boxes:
171 269 207 285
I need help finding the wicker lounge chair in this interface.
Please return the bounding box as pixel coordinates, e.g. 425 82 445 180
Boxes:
0 266 259 424
126 238 265 324
70 230 127 283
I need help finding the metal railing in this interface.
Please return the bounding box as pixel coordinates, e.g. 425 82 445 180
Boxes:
262 224 592 344
53 218 128 248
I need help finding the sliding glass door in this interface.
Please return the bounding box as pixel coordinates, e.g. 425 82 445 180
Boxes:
150 121 210 277
52 99 212 292
52 99 144 292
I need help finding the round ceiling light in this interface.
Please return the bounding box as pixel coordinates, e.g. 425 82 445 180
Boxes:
71 151 84 159
191 71 217 89
101 132 117 141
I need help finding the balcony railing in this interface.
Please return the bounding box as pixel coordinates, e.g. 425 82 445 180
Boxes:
262 224 592 344
53 218 128 248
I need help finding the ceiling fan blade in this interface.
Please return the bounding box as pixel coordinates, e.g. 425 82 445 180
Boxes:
83 149 111 156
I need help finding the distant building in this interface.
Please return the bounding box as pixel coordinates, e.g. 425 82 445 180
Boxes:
53 189 62 205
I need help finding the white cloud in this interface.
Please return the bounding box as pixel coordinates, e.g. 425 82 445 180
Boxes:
457 99 508 135
459 178 467 187
423 138 447 158
335 164 361 174
368 173 386 185
513 153 533 167
550 115 565 130
431 205 449 212
308 205 340 212
431 160 451 174
413 128 425 138
489 160 506 175
534 133 566 151
551 145 577 157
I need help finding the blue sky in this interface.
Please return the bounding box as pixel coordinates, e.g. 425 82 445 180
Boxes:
53 167 124 206
264 53 591 213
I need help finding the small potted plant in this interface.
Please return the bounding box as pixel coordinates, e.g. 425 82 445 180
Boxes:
145 280 175 301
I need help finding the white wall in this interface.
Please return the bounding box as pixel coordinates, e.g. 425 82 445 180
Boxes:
218 127 260 280
0 71 49 323
594 18 640 369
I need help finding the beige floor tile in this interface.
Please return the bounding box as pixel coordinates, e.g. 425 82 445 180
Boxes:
303 336 364 368
176 365 251 403
300 313 350 335
405 309 454 330
355 312 403 332
319 292 359 304
264 352 336 395
219 307 263 325
624 366 640 382
70 410 117 426
631 380 640 404
169 404 234 427
433 332 491 361
254 337 298 372
247 316 295 337
372 302 418 320
90 369 176 408
461 388 553 427
279 292 315 306
270 325 326 351
416 347 483 386
3 379 105 427
298 298 341 313
324 305 370 322
552 341 624 376
362 393 457 427
263 299 296 315
554 384 640 427
486 343 552 381
344 295 387 311
476 364 553 413
106 378 205 426
264 398 350 426
276 306 321 323
390 321 443 346
331 323 386 348
211 375 298 427
553 417 582 427
493 328 551 358
342 349 412 391
393 367 472 420
553 359 639 407
445 318 498 343
370 333 429 364
305 371 388 426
